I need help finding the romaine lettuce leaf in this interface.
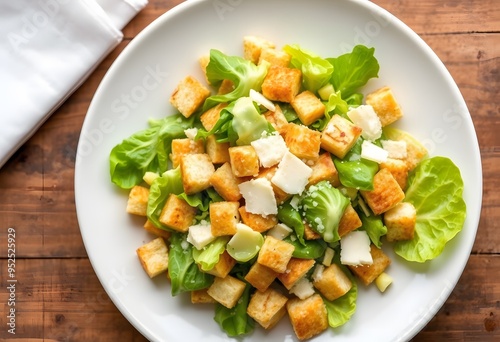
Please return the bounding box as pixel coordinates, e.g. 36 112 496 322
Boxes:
203 49 269 111
358 209 387 248
394 157 467 262
192 236 229 272
284 44 334 93
109 114 194 189
327 45 379 98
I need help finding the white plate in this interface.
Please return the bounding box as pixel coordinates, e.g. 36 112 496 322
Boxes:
74 0 482 341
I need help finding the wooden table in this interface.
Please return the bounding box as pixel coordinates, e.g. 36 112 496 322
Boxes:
0 0 498 341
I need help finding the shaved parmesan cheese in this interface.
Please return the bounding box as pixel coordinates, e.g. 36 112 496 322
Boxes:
250 89 276 112
361 140 389 163
340 230 373 266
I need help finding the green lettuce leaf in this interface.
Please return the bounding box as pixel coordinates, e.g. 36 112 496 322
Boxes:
147 167 184 229
394 156 467 262
284 44 334 93
109 114 194 189
358 209 387 248
277 200 305 245
168 233 214 296
203 49 269 111
192 236 229 272
327 45 379 98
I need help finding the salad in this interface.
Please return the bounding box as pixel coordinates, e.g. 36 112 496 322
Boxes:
109 36 466 341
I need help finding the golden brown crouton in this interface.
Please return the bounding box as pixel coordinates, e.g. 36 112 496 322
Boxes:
209 162 242 202
383 202 417 242
218 79 235 95
238 206 277 233
291 90 326 126
206 135 230 164
259 47 292 67
338 204 362 238
180 153 215 195
191 288 216 304
257 235 295 273
320 114 363 159
143 219 171 240
247 288 288 329
243 35 275 64
136 237 169 278
207 275 246 309
244 262 278 292
205 250 237 278
383 127 428 171
313 264 352 301
360 168 405 215
159 194 197 232
170 76 211 118
256 167 291 204
198 54 211 84
261 66 302 103
228 145 260 177
277 258 316 290
126 185 150 216
379 158 409 190
287 294 329 341
263 104 289 134
365 86 403 126
170 138 205 168
308 152 340 187
303 223 321 240
348 244 391 286
283 123 321 162
200 102 227 131
210 201 240 236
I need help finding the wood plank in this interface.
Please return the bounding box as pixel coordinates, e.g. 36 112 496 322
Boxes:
0 255 498 340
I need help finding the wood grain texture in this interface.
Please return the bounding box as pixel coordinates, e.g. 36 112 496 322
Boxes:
0 0 498 341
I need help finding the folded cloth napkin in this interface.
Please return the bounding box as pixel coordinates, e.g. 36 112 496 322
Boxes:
0 0 148 169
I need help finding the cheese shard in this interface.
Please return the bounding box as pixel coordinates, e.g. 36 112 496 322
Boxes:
187 223 215 250
289 278 315 300
381 139 407 159
249 89 276 112
347 105 382 141
238 178 278 216
340 230 373 266
271 151 313 195
361 140 389 163
267 223 293 240
251 132 288 168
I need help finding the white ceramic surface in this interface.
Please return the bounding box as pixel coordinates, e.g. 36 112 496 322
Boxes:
74 0 483 341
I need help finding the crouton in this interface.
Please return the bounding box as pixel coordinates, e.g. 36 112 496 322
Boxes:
360 168 405 215
247 288 288 329
126 185 150 216
348 244 391 285
263 104 289 134
291 90 326 126
191 288 216 304
180 153 215 195
207 275 246 309
338 204 362 237
244 262 278 292
159 194 197 232
261 66 302 103
256 167 291 204
198 54 211 84
200 103 227 131
238 206 277 233
383 127 428 171
143 219 171 240
383 202 417 242
206 135 230 164
365 86 403 126
205 250 237 278
287 294 328 341
259 47 292 67
170 76 211 118
243 35 275 64
320 114 363 159
277 258 316 290
308 152 340 187
257 235 295 273
209 162 242 201
218 79 235 95
283 123 321 162
210 201 240 236
228 145 260 177
313 264 352 301
136 237 169 278
379 158 409 190
303 223 321 240
170 138 205 168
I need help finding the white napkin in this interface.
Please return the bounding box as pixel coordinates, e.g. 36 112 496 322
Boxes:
0 0 148 168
